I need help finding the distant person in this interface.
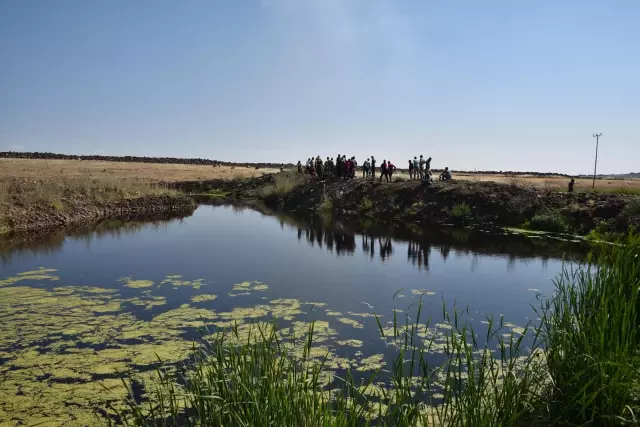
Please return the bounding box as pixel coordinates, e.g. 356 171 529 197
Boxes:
568 178 575 193
371 156 377 178
363 158 371 178
425 157 432 178
388 161 396 180
336 155 342 177
419 155 426 179
297 160 302 173
413 157 419 180
379 159 389 182
280 163 284 172
439 167 452 181
408 160 414 179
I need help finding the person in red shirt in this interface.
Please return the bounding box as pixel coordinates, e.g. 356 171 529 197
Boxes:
387 161 396 181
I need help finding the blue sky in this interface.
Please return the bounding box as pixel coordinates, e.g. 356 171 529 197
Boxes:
1 0 638 174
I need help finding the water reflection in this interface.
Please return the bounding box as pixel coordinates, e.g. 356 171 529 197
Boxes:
263 208 589 271
0 214 189 266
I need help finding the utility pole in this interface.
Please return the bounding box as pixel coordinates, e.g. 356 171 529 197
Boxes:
592 133 602 189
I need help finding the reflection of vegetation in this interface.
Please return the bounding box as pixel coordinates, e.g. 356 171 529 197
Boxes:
0 216 183 266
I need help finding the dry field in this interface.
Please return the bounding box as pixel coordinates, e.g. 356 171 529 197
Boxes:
1 158 638 194
0 158 277 183
391 170 640 193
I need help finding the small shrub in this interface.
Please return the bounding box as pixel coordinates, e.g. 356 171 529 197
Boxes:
451 202 472 218
528 209 571 233
624 199 640 216
359 196 373 212
319 199 333 212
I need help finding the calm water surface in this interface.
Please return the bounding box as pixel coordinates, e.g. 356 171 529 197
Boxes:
0 205 589 424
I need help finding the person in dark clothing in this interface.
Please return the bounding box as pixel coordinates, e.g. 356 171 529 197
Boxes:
439 167 452 181
408 160 414 179
387 161 396 181
568 178 575 192
297 161 302 173
371 156 377 178
336 155 342 177
342 155 349 179
379 160 389 182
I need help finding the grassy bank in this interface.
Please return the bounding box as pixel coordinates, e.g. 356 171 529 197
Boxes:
0 177 192 234
115 236 640 426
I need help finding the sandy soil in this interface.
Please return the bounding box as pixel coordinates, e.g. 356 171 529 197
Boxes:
0 159 278 183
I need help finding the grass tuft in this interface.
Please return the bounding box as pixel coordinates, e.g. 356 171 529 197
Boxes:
450 202 472 219
261 172 307 198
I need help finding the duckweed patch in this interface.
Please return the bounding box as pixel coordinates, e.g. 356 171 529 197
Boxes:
0 267 59 287
160 275 206 289
337 317 364 329
191 294 218 303
118 277 154 289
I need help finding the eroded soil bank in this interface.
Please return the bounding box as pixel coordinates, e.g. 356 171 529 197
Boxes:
177 174 640 235
2 195 196 235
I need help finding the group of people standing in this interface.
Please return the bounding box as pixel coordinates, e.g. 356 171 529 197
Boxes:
297 154 450 183
407 155 432 181
299 155 359 180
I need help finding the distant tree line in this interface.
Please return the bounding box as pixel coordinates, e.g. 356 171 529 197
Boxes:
0 151 290 169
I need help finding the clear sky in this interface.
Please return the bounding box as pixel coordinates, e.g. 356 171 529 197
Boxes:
1 0 638 174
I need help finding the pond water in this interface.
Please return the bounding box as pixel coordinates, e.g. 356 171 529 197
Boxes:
0 204 590 425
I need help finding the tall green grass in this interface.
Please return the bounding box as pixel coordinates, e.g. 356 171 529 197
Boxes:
116 237 640 427
540 236 640 425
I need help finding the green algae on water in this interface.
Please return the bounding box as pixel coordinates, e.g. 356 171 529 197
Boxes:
118 277 154 288
0 267 60 287
191 294 218 303
337 317 364 329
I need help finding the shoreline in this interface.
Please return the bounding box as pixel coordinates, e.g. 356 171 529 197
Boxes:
176 172 640 237
1 194 196 236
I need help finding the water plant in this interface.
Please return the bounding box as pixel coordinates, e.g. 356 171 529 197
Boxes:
116 236 640 427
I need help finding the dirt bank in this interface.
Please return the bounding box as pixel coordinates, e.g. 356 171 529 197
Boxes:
182 174 640 235
3 194 195 234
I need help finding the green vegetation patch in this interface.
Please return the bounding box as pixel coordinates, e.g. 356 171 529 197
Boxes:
0 267 59 287
191 294 218 303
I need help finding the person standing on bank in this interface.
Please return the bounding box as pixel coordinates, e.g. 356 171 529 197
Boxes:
379 160 389 182
568 178 575 193
371 156 377 179
388 161 396 181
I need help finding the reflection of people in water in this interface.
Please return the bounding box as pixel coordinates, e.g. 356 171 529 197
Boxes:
379 237 393 261
439 243 451 261
407 240 431 271
297 227 302 241
362 235 370 255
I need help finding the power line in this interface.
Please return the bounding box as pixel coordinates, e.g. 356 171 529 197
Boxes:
592 133 602 189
